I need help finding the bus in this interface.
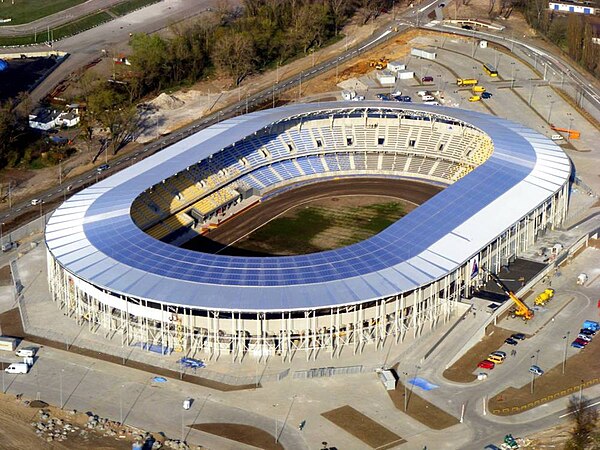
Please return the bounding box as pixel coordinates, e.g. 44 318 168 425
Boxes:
483 63 498 77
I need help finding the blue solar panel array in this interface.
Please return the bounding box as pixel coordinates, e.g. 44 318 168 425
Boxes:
46 102 570 311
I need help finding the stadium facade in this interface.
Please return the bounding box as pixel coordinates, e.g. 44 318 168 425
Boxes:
45 103 571 361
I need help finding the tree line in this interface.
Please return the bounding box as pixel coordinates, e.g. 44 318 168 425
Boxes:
514 0 600 78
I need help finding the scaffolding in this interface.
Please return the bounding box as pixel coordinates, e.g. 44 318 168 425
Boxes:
46 182 568 363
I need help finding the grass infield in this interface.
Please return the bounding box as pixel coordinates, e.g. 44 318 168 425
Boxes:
234 198 407 255
0 0 87 26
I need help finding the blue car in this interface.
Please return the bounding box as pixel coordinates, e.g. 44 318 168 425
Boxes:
481 92 493 99
398 95 412 102
571 341 585 349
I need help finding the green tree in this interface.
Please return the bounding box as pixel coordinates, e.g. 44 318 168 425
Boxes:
0 98 24 167
129 33 170 93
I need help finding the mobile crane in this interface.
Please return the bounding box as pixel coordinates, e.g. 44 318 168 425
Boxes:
484 269 534 320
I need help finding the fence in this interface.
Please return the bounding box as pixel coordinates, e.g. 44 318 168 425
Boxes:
293 365 364 379
491 378 600 415
0 212 51 248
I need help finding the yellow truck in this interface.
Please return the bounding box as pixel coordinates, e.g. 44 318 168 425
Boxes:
472 85 486 93
534 288 554 306
457 78 478 86
468 95 481 102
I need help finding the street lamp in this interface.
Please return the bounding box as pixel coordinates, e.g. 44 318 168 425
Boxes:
530 355 536 394
402 371 409 411
59 368 64 409
0 222 4 245
562 331 570 374
547 100 555 123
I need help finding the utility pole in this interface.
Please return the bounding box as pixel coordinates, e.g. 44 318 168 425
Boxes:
562 332 569 374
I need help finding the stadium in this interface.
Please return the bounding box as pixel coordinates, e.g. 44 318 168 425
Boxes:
45 102 571 362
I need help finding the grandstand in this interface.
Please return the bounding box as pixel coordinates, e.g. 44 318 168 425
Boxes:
45 103 570 362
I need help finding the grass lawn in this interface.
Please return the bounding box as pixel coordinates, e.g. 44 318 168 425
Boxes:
234 198 406 255
109 0 160 16
0 0 87 26
0 11 111 46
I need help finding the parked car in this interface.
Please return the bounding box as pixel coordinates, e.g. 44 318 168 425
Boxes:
504 337 518 346
573 338 589 346
487 354 504 364
580 328 596 336
399 95 412 102
422 94 435 101
478 360 495 369
391 90 402 96
1 241 16 252
97 163 110 173
481 92 493 99
529 365 544 376
490 351 506 358
571 341 585 349
511 333 526 340
484 445 501 450
421 76 434 83
577 334 592 342
423 100 440 105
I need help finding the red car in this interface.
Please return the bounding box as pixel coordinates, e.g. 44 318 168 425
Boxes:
478 360 495 369
573 338 589 346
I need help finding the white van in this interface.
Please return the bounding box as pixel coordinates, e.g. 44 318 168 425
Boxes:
551 134 564 141
422 95 435 101
15 347 36 358
30 198 42 206
5 362 29 374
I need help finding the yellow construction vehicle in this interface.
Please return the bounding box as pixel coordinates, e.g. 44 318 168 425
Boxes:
457 78 478 86
369 57 389 70
485 270 534 320
472 85 486 93
534 288 554 306
469 95 481 102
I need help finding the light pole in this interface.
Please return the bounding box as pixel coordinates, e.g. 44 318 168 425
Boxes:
510 62 516 89
181 404 185 442
402 371 408 411
579 379 584 407
547 100 555 123
530 355 535 394
0 222 4 245
59 369 64 409
568 116 574 142
562 331 570 374
119 384 124 424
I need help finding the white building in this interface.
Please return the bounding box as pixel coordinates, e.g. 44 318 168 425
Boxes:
396 70 415 80
387 61 406 73
28 108 60 131
56 111 80 127
376 70 396 86
548 1 596 14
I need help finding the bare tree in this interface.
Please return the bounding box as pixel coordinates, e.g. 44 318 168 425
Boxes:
563 396 599 450
211 30 256 85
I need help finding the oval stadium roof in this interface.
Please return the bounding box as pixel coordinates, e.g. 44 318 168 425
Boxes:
45 102 571 312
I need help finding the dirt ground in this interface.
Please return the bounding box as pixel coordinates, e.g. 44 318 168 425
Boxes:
191 423 283 450
442 324 519 383
0 308 258 392
488 337 600 415
386 379 460 430
0 265 11 286
321 405 405 449
0 393 138 450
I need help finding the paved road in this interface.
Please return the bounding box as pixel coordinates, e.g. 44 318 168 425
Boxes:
0 0 128 36
424 22 600 123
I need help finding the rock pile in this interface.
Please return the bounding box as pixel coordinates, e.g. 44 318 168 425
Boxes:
31 409 84 443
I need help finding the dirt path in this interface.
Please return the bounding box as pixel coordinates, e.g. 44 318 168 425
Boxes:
186 178 442 253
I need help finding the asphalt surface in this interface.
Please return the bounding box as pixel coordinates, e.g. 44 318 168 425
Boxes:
183 177 442 254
